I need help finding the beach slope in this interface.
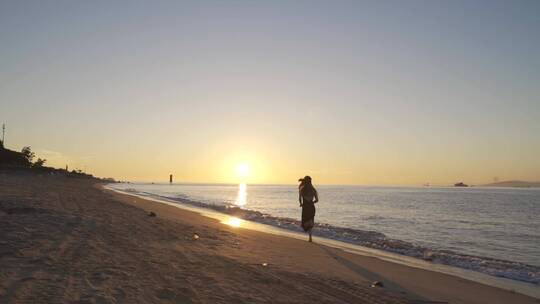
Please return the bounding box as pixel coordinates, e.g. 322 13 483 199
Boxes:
0 172 537 304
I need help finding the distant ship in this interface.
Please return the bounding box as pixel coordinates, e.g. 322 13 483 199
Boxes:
454 182 468 187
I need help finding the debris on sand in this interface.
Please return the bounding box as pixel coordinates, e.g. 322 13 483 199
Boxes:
423 250 434 261
148 211 156 217
371 281 384 288
192 233 199 240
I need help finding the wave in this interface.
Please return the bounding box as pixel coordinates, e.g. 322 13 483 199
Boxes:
133 190 540 285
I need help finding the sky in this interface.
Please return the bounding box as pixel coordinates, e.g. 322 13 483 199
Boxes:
1 0 539 185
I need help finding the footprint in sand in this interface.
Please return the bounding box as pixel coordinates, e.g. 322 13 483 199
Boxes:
85 272 110 289
155 287 194 303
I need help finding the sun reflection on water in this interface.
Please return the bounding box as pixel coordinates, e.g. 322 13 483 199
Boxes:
225 217 243 227
235 182 247 206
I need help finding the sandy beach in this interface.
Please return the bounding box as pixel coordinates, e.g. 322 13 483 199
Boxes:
1 171 538 304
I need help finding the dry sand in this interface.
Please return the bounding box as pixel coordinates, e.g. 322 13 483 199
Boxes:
1 172 538 304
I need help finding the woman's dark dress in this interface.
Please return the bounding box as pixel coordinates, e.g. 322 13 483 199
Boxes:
301 198 316 232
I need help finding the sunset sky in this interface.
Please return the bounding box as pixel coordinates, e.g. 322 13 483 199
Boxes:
1 1 539 185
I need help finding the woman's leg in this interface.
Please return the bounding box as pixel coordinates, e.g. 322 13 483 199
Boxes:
308 228 313 242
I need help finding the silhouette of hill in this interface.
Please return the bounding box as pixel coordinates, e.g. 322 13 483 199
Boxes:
1 144 100 180
483 180 540 188
0 146 31 167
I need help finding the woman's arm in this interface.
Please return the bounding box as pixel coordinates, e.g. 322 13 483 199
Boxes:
299 192 303 207
314 189 319 203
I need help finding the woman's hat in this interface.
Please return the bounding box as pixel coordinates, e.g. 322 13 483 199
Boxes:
298 175 312 182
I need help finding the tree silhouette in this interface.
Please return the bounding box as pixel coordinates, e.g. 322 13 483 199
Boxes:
33 158 47 168
21 146 35 164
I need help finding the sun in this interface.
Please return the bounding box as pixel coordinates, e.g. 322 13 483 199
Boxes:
235 163 250 178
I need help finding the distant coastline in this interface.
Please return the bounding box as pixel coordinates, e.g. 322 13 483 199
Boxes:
482 180 540 188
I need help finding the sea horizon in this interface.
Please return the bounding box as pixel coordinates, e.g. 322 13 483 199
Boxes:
116 180 540 188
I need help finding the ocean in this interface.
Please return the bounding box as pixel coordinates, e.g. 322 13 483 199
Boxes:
108 183 540 286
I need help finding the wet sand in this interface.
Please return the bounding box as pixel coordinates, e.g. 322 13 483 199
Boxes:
1 172 538 303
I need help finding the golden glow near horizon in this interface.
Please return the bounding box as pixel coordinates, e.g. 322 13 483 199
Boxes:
33 141 540 186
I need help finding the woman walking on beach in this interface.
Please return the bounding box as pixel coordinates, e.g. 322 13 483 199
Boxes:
298 176 318 242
